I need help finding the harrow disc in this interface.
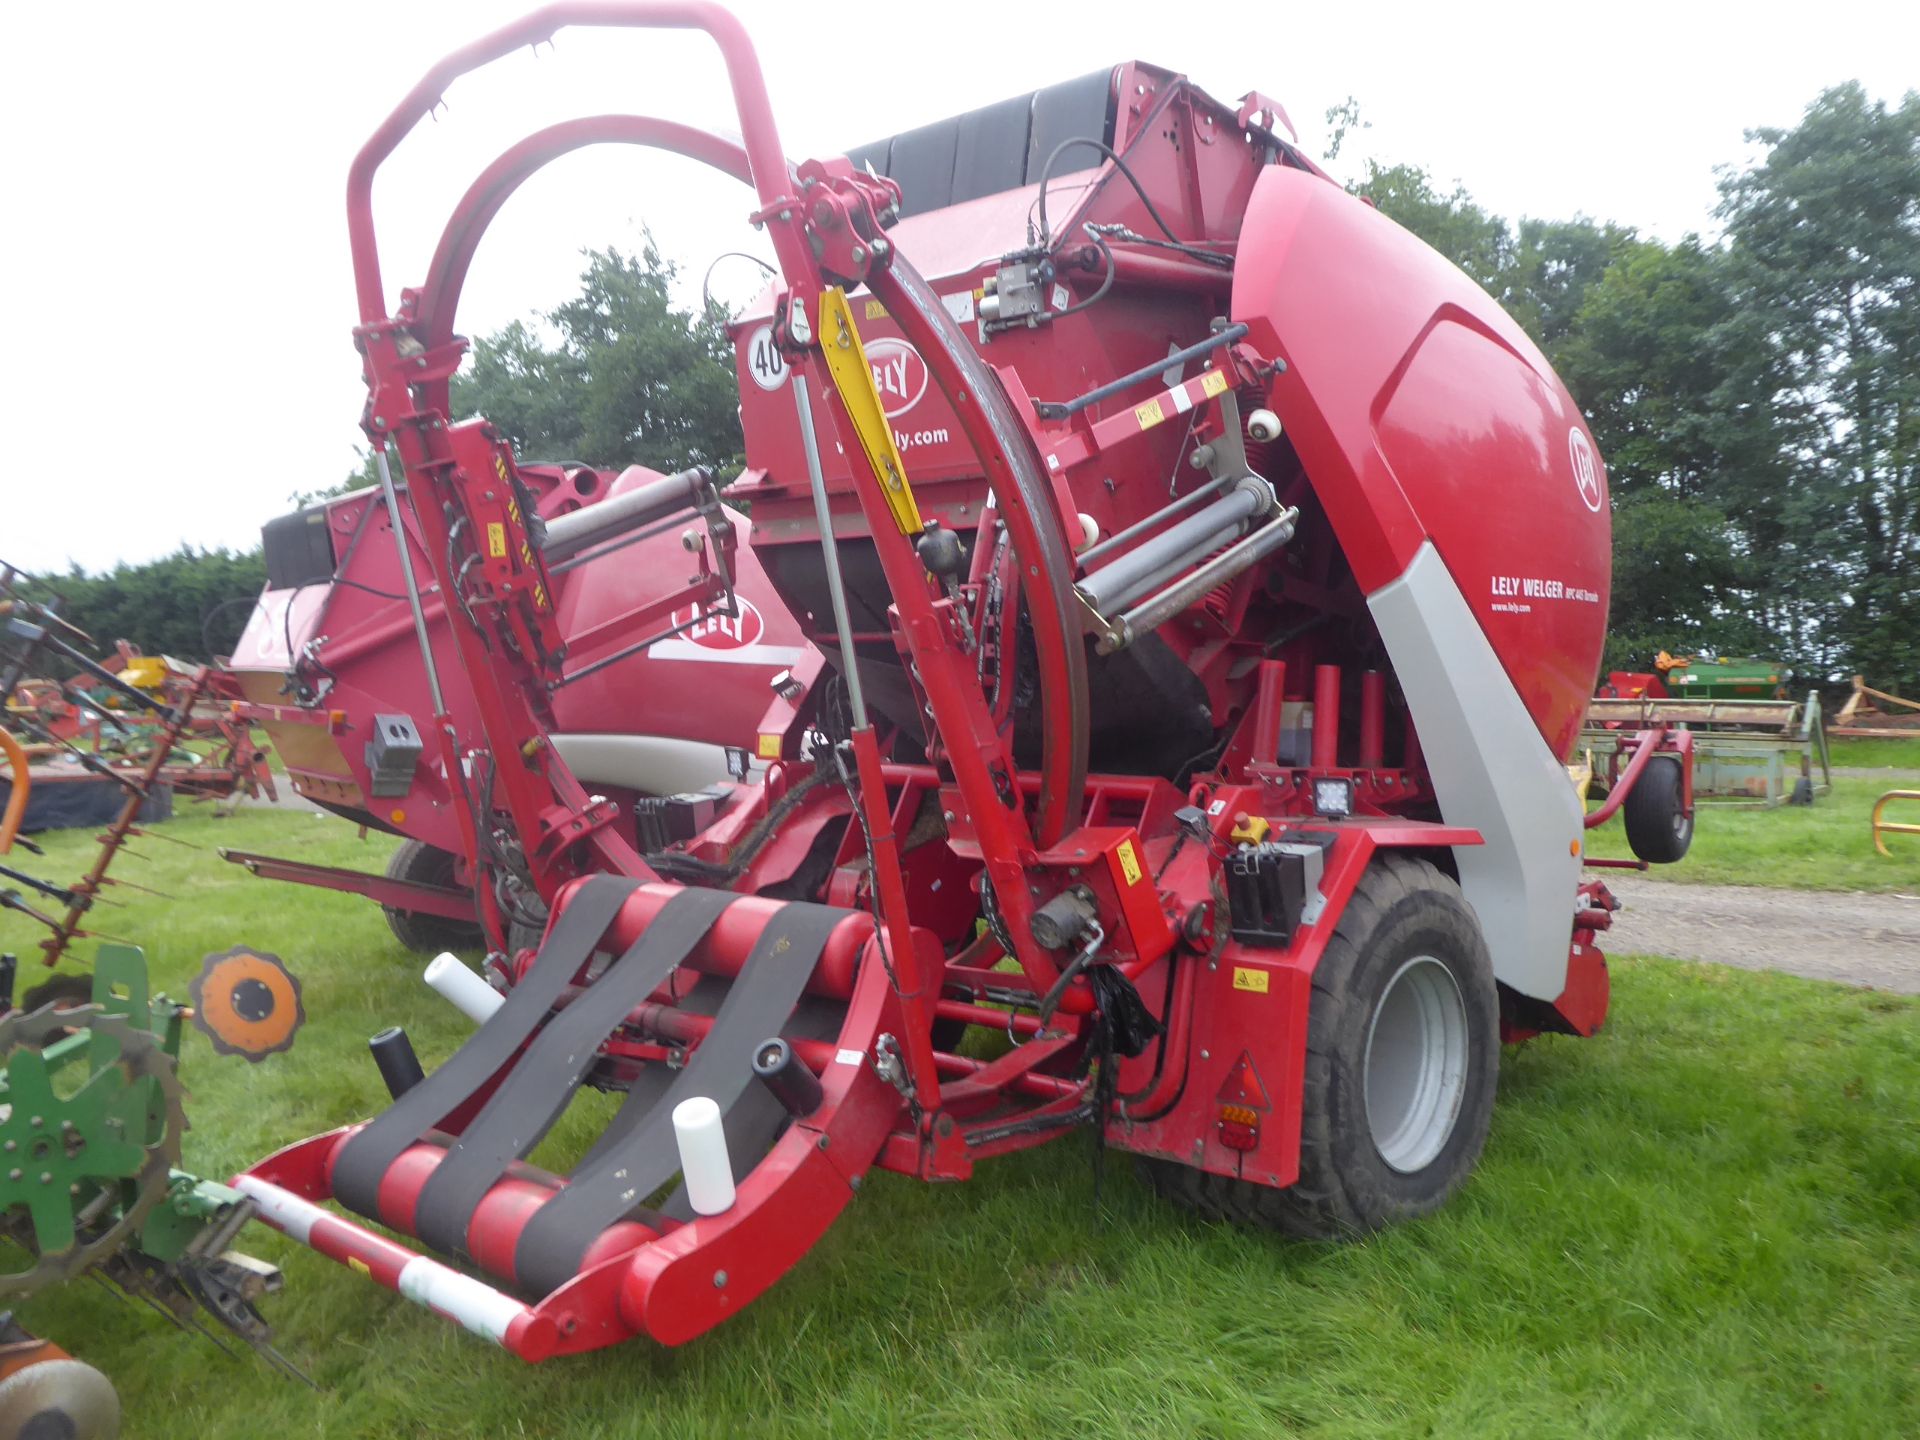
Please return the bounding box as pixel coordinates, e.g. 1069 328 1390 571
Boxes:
190 947 304 1062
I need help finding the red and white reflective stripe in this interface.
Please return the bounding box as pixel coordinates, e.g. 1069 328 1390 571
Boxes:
233 1175 534 1348
1043 367 1236 474
395 1255 529 1344
237 1172 320 1241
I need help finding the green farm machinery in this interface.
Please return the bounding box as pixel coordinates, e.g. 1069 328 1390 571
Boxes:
1590 654 1830 809
0 945 292 1439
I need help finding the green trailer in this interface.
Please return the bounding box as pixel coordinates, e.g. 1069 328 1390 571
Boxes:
1659 653 1790 702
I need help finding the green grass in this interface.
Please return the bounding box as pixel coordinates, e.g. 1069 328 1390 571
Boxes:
1826 735 1920 771
1586 771 1920 892
4 808 1918 1438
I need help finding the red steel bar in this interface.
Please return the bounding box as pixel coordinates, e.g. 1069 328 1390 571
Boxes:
1312 663 1341 770
1358 669 1385 769
1252 659 1286 766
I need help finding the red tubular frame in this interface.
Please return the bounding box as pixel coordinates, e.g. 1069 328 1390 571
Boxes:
340 0 1087 990
346 2 809 324
409 113 755 416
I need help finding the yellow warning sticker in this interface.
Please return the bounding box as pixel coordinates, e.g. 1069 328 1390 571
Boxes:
864 298 887 320
1134 398 1166 430
1202 369 1230 398
1115 838 1143 887
758 734 783 759
1232 966 1270 994
486 522 507 558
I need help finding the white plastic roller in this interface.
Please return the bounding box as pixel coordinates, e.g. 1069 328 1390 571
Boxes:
423 952 505 1024
672 1096 737 1215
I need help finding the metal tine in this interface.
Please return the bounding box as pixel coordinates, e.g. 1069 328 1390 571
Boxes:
125 1283 196 1337
98 875 177 900
258 1341 320 1390
88 1269 139 1308
180 1308 244 1362
121 825 202 851
60 926 137 946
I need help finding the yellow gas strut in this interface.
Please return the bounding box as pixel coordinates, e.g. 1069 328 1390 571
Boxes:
817 288 923 536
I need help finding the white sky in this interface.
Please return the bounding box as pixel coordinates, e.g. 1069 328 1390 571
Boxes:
4 0 1915 574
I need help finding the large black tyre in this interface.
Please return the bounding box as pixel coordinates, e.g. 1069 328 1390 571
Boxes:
382 840 484 955
1623 754 1693 864
1141 854 1499 1236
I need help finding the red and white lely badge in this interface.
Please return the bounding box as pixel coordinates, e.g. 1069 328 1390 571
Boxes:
864 338 927 418
1568 426 1603 513
670 598 765 650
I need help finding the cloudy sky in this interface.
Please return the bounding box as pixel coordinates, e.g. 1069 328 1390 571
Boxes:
5 0 1915 574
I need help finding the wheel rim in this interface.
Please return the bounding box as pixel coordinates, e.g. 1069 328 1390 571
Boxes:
1364 955 1470 1173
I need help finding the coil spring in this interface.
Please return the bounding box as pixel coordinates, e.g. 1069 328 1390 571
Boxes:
1197 382 1289 627
1199 543 1239 627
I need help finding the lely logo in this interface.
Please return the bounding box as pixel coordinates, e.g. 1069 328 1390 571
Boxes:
670 598 765 650
866 338 927 418
1568 427 1603 513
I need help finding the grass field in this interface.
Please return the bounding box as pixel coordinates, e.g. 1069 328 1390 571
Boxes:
3 805 1916 1437
1824 735 1920 771
1584 738 1920 892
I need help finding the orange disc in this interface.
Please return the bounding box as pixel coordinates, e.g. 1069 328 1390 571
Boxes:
190 947 305 1062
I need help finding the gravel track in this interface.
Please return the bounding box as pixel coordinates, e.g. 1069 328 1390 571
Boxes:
1598 874 1920 993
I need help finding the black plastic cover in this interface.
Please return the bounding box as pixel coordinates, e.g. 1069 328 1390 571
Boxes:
1225 843 1306 948
261 505 336 591
845 67 1116 219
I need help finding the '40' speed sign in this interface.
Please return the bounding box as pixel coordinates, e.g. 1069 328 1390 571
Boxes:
744 324 787 391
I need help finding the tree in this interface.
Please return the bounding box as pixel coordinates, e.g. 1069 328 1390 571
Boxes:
332 240 744 493
1554 237 1739 501
1717 83 1920 690
1503 217 1633 353
47 547 268 661
451 242 743 476
1603 494 1764 671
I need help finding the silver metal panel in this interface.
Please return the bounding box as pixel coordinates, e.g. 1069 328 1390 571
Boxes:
1368 542 1581 1000
549 734 737 797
